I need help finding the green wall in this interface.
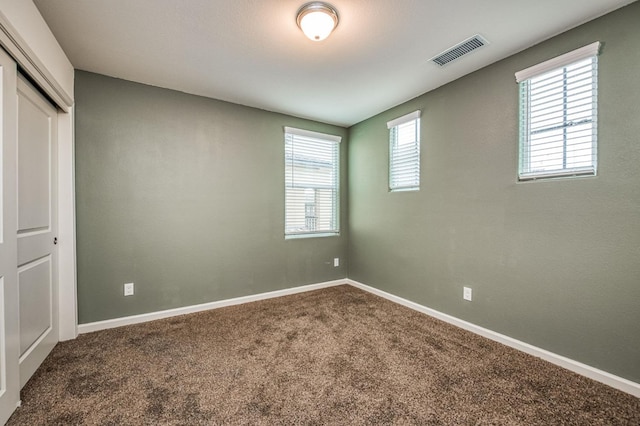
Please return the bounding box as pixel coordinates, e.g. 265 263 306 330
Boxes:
348 3 640 382
75 71 348 324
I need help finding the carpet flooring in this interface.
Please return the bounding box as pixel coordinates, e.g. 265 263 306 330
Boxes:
8 285 640 425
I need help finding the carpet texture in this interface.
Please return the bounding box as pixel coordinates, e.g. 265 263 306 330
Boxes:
8 285 640 425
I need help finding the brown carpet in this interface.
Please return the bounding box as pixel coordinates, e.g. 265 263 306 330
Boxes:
8 285 640 425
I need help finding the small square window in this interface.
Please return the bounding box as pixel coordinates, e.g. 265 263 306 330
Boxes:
516 43 599 180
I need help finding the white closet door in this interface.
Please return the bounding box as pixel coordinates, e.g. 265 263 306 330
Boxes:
0 47 20 425
16 76 59 389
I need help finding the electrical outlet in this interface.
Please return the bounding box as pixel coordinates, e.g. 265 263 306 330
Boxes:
124 282 134 296
463 287 472 301
334 258 339 267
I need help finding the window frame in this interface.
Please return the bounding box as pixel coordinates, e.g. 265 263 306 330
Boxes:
284 126 341 239
516 42 600 181
388 110 421 192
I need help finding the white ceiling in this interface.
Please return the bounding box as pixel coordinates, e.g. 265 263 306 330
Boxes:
34 0 634 127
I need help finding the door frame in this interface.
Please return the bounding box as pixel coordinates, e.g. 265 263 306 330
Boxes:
0 43 20 426
0 6 77 342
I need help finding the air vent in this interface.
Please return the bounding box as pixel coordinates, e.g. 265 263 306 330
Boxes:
430 35 488 66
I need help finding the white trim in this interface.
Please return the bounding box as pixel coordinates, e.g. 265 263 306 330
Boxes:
78 279 348 334
346 279 640 398
387 110 421 129
57 107 77 341
515 41 600 83
283 126 342 143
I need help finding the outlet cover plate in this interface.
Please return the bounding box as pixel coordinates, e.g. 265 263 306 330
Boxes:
463 287 472 301
334 258 339 267
124 282 134 296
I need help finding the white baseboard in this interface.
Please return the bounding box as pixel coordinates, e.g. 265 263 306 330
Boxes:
347 279 640 398
78 279 347 334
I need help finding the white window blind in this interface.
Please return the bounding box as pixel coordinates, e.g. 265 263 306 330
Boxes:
517 42 599 180
284 127 340 238
388 110 421 191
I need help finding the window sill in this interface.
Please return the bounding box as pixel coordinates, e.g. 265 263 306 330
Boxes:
285 232 340 240
389 187 419 193
518 168 596 181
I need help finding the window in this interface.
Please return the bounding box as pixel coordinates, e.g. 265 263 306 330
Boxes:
284 127 340 238
388 110 421 191
516 42 600 180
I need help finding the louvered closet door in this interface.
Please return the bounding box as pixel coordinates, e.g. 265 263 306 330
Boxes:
0 47 20 425
16 75 59 389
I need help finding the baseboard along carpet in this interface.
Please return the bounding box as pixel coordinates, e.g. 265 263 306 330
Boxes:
8 285 639 425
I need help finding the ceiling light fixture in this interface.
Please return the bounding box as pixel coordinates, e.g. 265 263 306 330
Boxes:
296 2 339 42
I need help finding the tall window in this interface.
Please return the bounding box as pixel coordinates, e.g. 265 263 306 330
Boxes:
388 110 421 191
284 127 340 238
516 42 600 180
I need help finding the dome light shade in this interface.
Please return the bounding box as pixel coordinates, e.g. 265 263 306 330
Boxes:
296 2 339 41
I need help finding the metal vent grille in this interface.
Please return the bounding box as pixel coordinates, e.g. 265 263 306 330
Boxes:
430 35 488 66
